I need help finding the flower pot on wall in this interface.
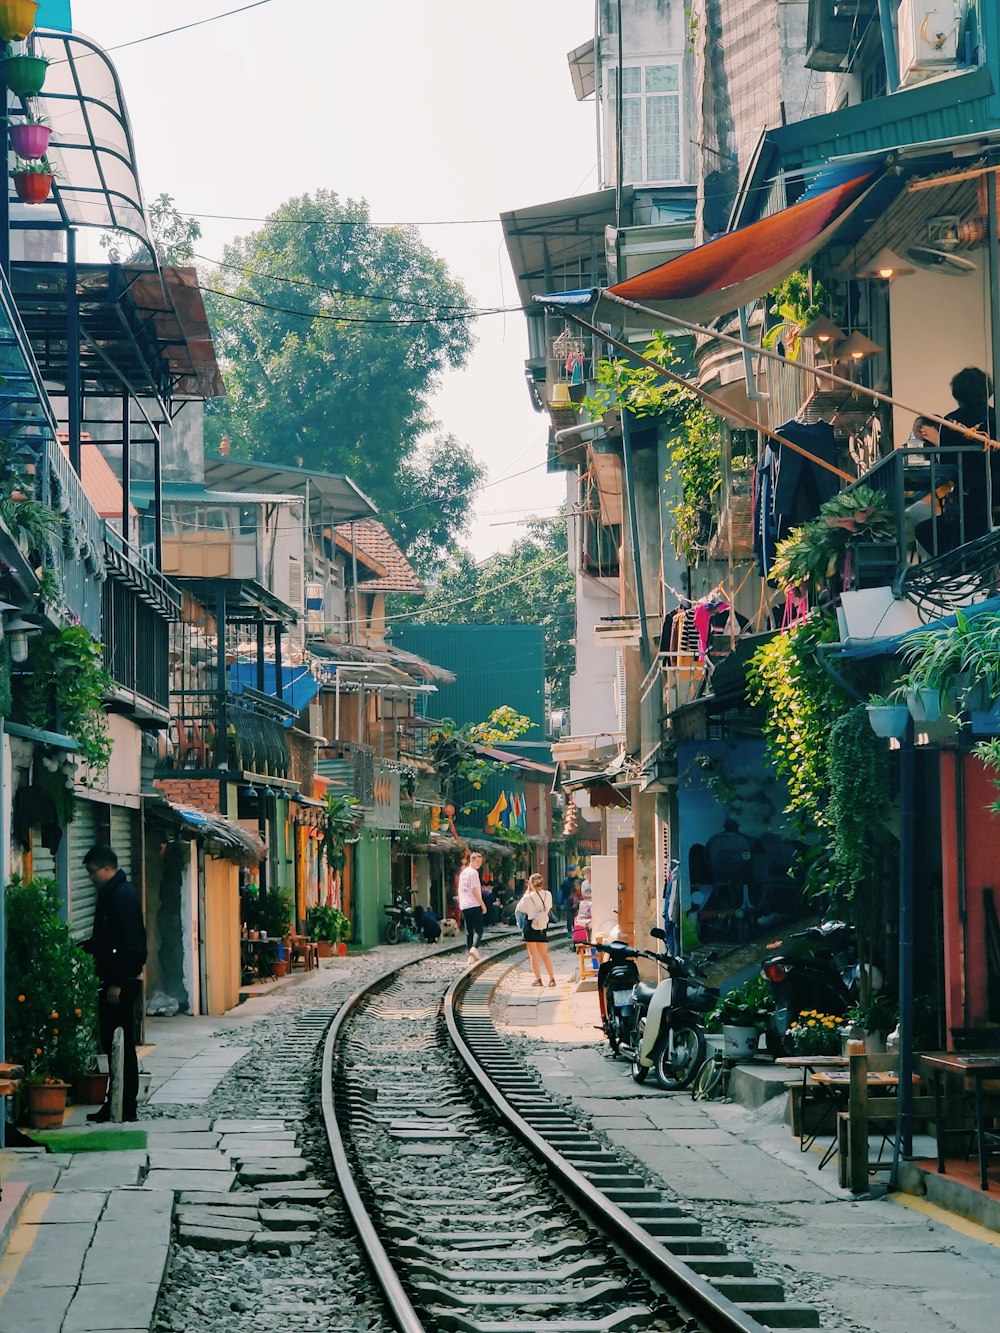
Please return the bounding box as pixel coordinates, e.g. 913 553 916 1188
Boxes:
866 704 909 740
10 122 50 159
26 1080 69 1129
3 53 48 97
12 169 51 203
0 0 39 41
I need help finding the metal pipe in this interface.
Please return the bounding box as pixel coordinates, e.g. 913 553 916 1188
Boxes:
986 173 1000 533
897 720 915 1160
121 392 131 541
215 586 228 769
152 423 163 569
878 0 900 93
0 66 9 279
67 229 81 475
620 409 651 672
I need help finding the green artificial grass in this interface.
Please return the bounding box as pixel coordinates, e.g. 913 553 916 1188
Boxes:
31 1129 147 1152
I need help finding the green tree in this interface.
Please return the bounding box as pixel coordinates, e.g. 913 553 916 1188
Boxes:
388 433 486 575
396 517 575 708
201 190 478 566
101 192 202 265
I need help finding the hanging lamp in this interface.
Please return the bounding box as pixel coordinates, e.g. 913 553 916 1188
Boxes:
801 315 845 345
835 331 884 362
856 247 915 281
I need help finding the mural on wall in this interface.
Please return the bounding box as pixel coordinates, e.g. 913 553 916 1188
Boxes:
676 739 809 948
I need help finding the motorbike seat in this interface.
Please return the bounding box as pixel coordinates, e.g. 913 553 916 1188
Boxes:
634 981 657 1004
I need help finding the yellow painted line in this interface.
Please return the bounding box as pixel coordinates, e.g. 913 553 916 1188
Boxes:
0 1192 51 1300
892 1189 1000 1247
18 1192 53 1226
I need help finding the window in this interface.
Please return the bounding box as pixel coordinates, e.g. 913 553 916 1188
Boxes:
607 62 682 184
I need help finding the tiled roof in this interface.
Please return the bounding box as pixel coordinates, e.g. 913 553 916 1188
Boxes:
59 440 137 519
335 519 424 593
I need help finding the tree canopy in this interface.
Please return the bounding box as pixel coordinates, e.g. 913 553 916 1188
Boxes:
397 516 576 708
201 190 480 570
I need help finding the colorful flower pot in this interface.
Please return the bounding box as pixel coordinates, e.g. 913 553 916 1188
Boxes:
10 121 50 159
13 170 52 203
3 53 48 98
336 941 348 957
26 1080 69 1129
0 0 39 41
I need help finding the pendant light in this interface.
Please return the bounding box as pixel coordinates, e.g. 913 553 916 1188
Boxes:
856 247 915 281
835 331 884 363
801 315 845 346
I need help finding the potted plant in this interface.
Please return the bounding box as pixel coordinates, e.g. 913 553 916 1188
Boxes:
9 112 50 160
5 875 98 1121
307 903 350 957
785 1009 844 1057
708 977 773 1059
24 1073 70 1128
865 692 909 740
843 994 898 1054
2 49 49 97
11 156 53 204
262 887 293 945
0 1 39 42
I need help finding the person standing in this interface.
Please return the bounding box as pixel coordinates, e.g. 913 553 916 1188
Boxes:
457 849 487 963
81 844 147 1123
517 872 556 987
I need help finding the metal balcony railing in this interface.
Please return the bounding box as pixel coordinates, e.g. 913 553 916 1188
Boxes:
157 689 293 778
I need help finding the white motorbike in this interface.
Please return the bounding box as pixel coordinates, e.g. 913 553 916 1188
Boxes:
618 929 718 1091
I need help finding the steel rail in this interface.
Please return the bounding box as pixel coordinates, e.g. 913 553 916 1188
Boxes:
443 957 774 1333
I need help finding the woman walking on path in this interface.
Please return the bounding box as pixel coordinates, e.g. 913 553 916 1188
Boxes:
458 849 487 963
517 872 557 987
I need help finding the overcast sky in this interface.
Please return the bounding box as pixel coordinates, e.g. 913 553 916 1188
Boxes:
69 0 597 559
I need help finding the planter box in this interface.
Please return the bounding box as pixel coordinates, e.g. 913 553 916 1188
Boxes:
837 587 921 641
866 704 910 739
73 1071 109 1105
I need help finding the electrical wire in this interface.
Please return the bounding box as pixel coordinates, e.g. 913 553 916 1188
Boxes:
202 285 512 325
93 2 279 55
193 252 475 313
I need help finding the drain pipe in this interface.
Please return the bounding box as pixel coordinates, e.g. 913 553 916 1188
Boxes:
815 642 867 702
878 0 900 93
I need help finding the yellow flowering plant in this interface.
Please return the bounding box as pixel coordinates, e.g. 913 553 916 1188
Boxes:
786 1010 844 1056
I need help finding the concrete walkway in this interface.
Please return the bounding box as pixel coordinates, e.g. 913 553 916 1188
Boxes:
497 958 1000 1333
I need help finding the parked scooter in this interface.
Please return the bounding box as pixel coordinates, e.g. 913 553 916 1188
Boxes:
594 940 642 1056
760 920 877 1055
611 930 719 1090
384 894 417 944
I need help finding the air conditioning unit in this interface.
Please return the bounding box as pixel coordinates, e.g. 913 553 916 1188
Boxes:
898 0 957 86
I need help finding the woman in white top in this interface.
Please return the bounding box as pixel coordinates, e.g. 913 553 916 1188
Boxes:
457 849 487 962
517 872 556 987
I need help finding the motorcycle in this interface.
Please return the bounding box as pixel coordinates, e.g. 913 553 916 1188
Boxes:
383 894 417 944
594 940 642 1056
614 930 719 1091
760 920 880 1055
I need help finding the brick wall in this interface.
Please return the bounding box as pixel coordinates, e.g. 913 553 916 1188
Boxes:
154 778 220 815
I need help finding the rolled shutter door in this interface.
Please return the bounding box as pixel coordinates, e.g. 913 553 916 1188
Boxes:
30 834 56 884
68 800 99 941
110 807 134 878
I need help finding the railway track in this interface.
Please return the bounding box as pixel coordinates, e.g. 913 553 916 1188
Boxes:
324 941 828 1333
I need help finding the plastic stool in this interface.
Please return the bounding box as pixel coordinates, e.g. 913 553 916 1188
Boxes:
576 943 599 979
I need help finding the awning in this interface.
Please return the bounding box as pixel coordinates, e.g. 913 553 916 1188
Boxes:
535 163 882 327
230 663 321 720
149 799 267 867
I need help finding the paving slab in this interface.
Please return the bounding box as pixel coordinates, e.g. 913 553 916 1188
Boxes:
146 1148 232 1171
238 1159 308 1182
137 1117 214 1134
178 1190 261 1208
0 1283 75 1329
62 1280 161 1331
258 1207 320 1229
176 1206 260 1229
8 1221 96 1287
55 1154 146 1191
144 1131 221 1150
0 1153 65 1192
80 1220 171 1286
212 1118 286 1134
141 1169 237 1192
101 1188 174 1222
20 1190 107 1225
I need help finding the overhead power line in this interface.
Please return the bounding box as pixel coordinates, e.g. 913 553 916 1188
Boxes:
202 285 514 326
99 1 278 55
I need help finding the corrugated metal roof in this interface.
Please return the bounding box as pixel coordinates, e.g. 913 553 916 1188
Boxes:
395 624 546 732
770 65 996 172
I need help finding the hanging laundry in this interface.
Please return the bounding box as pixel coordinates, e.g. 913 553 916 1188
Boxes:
753 420 839 576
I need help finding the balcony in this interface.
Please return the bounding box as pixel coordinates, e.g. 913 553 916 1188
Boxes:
841 445 1000 624
157 687 294 779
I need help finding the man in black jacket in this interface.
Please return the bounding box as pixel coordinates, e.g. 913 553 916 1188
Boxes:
81 844 147 1122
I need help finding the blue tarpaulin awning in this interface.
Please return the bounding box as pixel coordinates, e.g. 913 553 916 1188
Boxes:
832 595 1000 661
229 663 321 721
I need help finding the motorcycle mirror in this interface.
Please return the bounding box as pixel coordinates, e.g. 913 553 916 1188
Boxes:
650 927 667 941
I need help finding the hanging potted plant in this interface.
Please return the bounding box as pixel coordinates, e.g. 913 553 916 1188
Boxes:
8 112 50 160
865 692 909 740
12 155 53 205
2 47 49 97
0 1 39 42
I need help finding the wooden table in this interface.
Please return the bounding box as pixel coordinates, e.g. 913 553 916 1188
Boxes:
922 1052 1000 1191
241 937 278 983
775 1057 849 1160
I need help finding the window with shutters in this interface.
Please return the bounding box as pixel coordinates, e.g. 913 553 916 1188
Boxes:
606 62 683 185
288 557 304 613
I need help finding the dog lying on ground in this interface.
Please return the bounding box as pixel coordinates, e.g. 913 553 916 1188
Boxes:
440 917 460 938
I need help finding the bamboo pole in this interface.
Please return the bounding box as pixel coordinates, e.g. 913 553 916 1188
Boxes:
600 292 1000 450
561 310 855 482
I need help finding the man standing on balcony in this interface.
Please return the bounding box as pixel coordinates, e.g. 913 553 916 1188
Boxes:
916 368 998 554
81 845 147 1123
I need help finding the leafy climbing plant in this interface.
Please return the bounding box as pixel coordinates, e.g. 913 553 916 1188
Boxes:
761 269 826 362
582 331 723 565
19 625 113 775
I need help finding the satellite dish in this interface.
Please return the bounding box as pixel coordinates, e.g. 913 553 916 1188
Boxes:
906 245 977 273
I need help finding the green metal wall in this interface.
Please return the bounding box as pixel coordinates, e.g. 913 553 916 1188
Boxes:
393 624 546 732
353 828 392 949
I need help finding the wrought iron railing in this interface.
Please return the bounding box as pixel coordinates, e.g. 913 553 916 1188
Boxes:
156 689 292 777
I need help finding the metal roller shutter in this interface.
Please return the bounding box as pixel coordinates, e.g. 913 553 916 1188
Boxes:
68 800 99 942
110 807 134 879
30 835 56 885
